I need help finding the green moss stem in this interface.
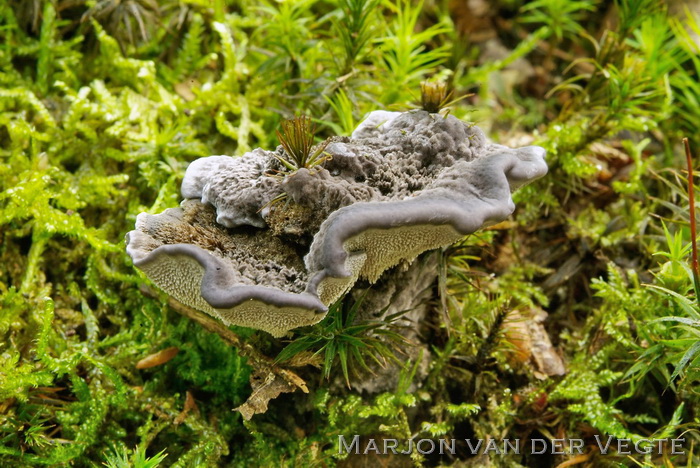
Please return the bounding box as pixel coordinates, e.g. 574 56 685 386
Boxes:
20 230 50 294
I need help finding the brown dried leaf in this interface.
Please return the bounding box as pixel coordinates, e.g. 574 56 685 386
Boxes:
501 308 566 377
501 310 532 364
174 390 197 425
527 308 566 378
235 370 298 421
285 350 323 368
135 346 179 369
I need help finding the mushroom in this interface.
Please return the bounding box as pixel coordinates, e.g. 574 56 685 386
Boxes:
125 201 327 337
125 110 547 336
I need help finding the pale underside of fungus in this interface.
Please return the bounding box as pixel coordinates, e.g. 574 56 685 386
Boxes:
126 110 548 337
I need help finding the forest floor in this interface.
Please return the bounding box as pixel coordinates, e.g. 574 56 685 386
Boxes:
1 0 700 467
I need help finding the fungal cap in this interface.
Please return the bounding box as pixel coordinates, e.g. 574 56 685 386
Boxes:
305 145 548 304
126 228 327 338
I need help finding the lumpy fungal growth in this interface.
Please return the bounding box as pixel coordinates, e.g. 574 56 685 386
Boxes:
126 110 547 336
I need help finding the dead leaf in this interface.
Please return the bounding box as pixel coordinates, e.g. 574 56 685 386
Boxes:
527 308 566 377
174 81 198 102
502 308 566 377
174 390 197 425
136 346 179 369
235 370 298 421
501 310 532 364
543 254 583 290
285 350 323 368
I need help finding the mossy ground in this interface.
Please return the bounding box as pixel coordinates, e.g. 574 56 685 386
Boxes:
1 0 700 466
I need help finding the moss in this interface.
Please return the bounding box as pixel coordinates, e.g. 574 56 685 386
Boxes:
266 200 318 242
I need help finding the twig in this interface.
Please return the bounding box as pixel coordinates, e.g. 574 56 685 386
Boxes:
684 138 700 303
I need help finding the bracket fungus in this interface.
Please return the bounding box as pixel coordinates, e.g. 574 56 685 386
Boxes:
126 110 547 337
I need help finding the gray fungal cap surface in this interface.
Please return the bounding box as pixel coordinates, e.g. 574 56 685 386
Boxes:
125 110 547 335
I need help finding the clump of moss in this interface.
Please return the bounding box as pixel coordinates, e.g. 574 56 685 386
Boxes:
265 200 317 241
420 81 453 113
274 116 331 173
